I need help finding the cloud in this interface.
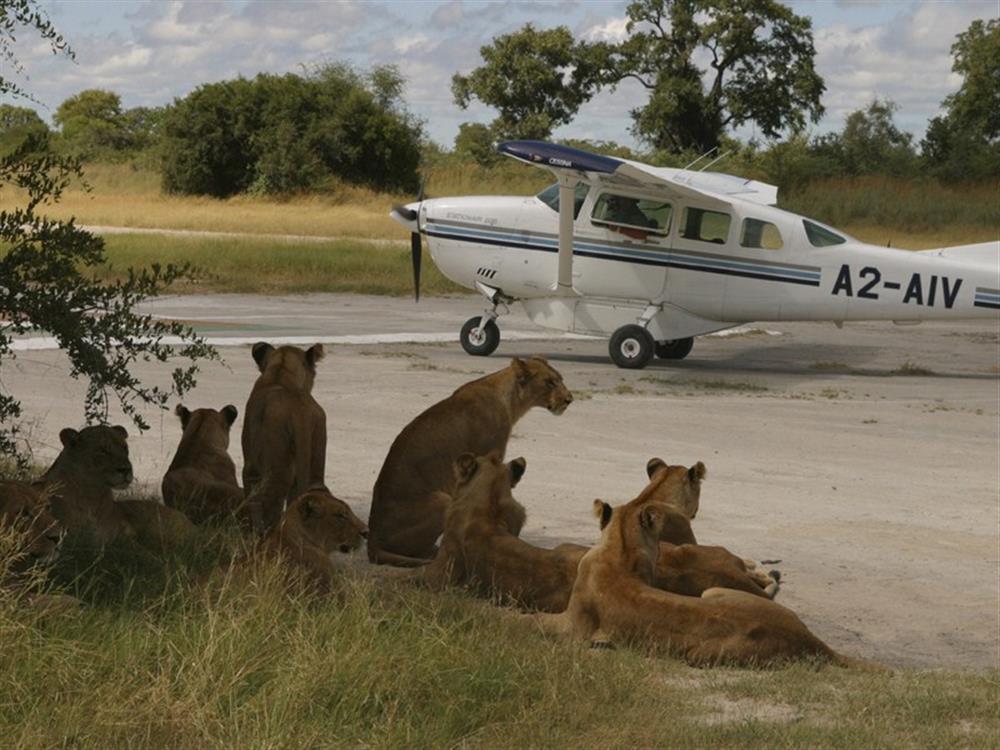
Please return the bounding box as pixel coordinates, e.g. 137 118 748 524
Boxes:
581 16 629 43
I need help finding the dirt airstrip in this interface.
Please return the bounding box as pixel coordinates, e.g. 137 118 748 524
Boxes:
6 293 999 670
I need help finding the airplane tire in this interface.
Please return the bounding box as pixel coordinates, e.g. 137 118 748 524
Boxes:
609 325 654 369
460 317 500 356
655 337 694 360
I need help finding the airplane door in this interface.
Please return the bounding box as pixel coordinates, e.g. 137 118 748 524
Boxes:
572 192 672 301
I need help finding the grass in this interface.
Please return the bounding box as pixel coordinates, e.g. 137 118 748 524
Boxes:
2 519 997 749
95 234 463 296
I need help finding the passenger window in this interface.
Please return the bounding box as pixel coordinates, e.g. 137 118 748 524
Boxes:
680 207 731 244
803 219 846 247
591 193 671 234
740 218 783 250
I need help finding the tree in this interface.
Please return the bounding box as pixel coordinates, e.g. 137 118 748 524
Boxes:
452 24 611 140
54 88 131 157
453 122 498 167
612 0 825 153
0 103 49 153
1 0 212 471
837 98 916 176
920 19 1000 180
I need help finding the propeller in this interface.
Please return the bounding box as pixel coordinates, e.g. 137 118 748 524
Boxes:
391 179 425 302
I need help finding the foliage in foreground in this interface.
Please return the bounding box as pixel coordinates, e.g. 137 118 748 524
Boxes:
2 524 997 750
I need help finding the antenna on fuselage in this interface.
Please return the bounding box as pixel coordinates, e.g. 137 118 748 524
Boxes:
697 150 731 173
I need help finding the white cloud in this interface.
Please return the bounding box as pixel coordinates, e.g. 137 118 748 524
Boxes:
581 16 629 42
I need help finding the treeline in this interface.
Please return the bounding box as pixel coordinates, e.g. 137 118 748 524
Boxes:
0 62 422 197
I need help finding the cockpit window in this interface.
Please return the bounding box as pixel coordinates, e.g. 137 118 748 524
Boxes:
592 193 671 234
537 183 590 219
803 219 846 247
741 218 783 250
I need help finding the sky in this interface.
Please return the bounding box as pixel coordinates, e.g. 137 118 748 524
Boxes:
10 0 999 149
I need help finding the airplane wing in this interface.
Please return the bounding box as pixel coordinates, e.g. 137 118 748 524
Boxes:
497 140 779 208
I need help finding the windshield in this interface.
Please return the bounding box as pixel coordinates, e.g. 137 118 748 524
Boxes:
803 219 846 247
537 183 590 219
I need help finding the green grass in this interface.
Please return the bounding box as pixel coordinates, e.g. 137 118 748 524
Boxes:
97 234 464 296
2 521 997 749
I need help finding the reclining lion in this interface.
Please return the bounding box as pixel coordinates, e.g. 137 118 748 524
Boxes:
242 342 327 533
532 488 863 667
0 481 63 574
368 357 572 566
162 404 245 525
39 425 194 548
245 485 368 594
418 454 777 612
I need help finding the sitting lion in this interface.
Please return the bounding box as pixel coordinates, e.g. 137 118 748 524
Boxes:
368 357 573 566
419 454 775 612
39 425 194 548
162 404 245 525
250 485 368 593
0 480 63 574
242 342 327 533
533 490 860 667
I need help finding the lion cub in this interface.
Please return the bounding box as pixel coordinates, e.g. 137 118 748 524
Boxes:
254 486 368 594
162 404 245 525
242 342 327 533
416 452 583 612
368 357 572 566
535 487 857 667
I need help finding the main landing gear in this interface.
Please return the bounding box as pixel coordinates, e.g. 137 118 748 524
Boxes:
608 325 694 369
460 282 512 357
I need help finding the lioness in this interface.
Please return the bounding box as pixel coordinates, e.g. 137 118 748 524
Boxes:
162 404 245 525
534 491 857 667
416 452 582 612
242 342 327 533
253 485 368 593
419 454 775 611
643 457 702 545
40 425 194 547
368 357 572 566
0 481 63 573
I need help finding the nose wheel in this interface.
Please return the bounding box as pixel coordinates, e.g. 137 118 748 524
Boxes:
460 317 501 356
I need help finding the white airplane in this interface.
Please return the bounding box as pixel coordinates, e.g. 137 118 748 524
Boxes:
390 140 999 369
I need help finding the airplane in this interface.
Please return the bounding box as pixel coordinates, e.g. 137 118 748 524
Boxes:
390 140 999 369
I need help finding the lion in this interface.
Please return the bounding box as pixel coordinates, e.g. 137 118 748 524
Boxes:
241 342 327 533
637 458 778 598
415 452 582 612
418 454 775 612
368 357 572 566
0 481 63 573
39 425 194 548
162 404 246 525
251 485 368 593
533 490 864 667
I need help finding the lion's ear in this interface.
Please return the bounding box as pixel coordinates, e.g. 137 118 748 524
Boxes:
639 505 662 532
688 461 706 483
455 453 479 486
175 404 191 427
646 458 667 479
59 428 79 448
251 342 274 371
511 357 531 385
509 457 527 487
221 405 238 426
593 499 613 530
306 344 325 367
111 425 129 441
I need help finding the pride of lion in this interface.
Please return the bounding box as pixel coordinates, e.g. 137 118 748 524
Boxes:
2 340 872 669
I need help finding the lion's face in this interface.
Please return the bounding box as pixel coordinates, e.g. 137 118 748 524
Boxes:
643 458 706 520
512 357 573 415
59 425 133 490
453 451 527 535
0 482 64 568
291 487 368 555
